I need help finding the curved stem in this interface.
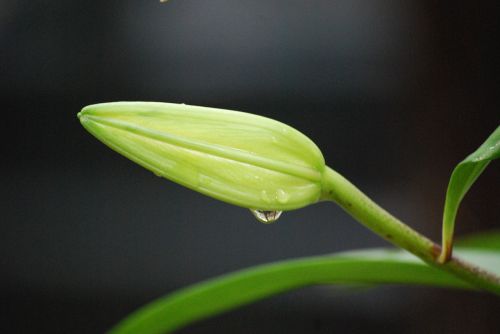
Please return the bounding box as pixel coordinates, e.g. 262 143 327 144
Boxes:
321 166 500 295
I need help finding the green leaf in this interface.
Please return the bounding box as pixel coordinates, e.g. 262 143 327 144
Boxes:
456 230 500 250
108 247 500 334
439 126 500 262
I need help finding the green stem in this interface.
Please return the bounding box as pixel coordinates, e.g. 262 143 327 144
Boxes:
321 166 500 295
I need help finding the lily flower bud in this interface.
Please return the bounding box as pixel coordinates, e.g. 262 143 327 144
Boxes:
78 102 325 211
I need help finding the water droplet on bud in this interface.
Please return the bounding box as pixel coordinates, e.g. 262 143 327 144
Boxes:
250 210 282 224
276 189 290 204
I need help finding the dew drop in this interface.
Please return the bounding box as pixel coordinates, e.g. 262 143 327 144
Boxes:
276 189 290 204
198 174 212 187
260 190 272 203
250 210 283 224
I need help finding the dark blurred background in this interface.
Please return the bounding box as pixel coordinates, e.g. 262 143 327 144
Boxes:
2 1 499 333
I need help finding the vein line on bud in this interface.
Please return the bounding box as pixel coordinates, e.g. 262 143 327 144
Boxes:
82 114 323 182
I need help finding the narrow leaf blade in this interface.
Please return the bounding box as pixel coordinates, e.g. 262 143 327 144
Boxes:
108 247 500 334
440 126 500 262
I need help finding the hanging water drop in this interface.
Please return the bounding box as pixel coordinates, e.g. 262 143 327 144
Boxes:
250 210 283 224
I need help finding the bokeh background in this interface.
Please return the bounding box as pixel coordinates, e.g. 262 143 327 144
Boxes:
2 1 499 333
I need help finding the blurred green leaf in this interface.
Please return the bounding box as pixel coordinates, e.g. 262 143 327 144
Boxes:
440 126 500 262
109 247 500 334
456 230 500 250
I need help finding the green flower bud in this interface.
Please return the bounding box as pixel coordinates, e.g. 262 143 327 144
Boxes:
78 102 325 211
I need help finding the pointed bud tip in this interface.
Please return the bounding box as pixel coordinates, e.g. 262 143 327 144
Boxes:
78 105 96 124
79 105 92 117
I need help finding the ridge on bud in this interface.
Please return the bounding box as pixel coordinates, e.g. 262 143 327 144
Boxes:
78 102 326 211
